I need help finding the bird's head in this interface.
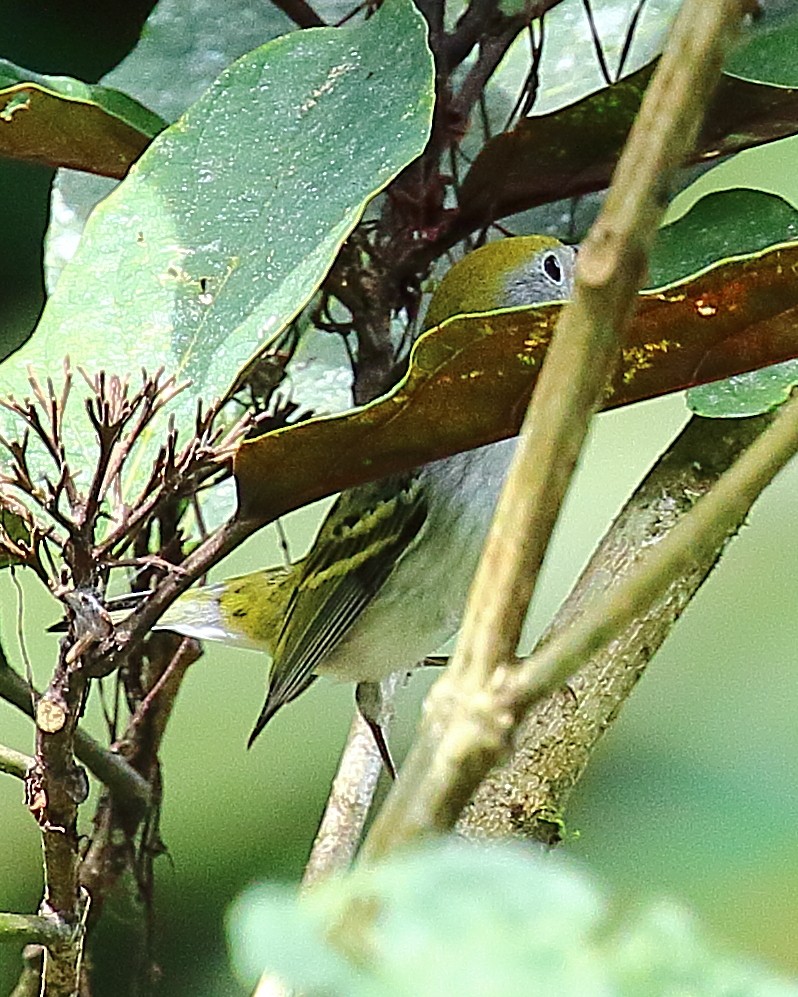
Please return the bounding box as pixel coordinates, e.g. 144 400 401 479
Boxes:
422 235 576 331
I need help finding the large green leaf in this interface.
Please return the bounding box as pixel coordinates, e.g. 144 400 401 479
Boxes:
0 0 434 513
228 839 798 996
43 0 375 290
0 58 165 177
649 188 798 287
43 0 297 289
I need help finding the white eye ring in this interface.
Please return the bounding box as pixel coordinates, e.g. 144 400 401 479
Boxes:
542 252 563 284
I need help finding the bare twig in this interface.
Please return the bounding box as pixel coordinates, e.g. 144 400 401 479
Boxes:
0 644 151 812
302 673 399 888
0 742 32 779
362 0 747 860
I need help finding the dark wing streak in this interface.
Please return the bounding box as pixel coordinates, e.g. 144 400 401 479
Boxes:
247 474 428 745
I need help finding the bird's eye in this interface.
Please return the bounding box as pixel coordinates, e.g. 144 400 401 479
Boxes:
542 252 563 284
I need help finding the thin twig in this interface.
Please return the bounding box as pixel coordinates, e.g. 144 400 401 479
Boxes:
89 513 257 679
0 742 32 779
302 674 399 889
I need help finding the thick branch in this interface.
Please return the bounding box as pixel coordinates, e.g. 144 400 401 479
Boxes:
458 411 778 839
33 642 88 995
362 0 747 860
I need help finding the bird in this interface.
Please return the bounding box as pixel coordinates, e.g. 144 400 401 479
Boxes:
155 236 577 772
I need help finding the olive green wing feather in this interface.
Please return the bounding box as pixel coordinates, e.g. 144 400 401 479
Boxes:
248 473 428 746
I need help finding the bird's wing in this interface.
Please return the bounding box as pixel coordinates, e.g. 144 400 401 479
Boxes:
248 473 427 745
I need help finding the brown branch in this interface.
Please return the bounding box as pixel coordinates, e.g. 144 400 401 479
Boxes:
458 411 778 840
30 640 90 995
362 0 747 861
443 0 566 70
89 513 257 679
80 637 201 934
269 0 326 28
449 20 526 124
0 644 151 813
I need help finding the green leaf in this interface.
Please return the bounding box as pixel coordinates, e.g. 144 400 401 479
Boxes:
0 0 434 511
671 191 798 418
726 7 798 87
687 362 798 418
649 188 798 288
227 839 798 996
44 0 299 288
0 58 165 177
227 886 361 994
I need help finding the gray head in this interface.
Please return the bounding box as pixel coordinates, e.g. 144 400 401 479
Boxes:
501 242 577 307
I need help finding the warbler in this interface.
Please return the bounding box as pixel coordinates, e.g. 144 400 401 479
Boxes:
157 236 577 769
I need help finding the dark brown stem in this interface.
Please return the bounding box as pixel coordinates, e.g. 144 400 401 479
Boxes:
90 514 258 679
269 0 326 28
80 638 201 935
30 641 90 995
443 0 566 70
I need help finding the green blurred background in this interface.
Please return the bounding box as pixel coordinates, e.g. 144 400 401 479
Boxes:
1 4 798 994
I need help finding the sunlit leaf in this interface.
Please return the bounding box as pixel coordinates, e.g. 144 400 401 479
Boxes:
43 0 299 288
0 59 165 177
649 188 798 286
671 190 798 418
688 362 798 418
0 0 434 517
